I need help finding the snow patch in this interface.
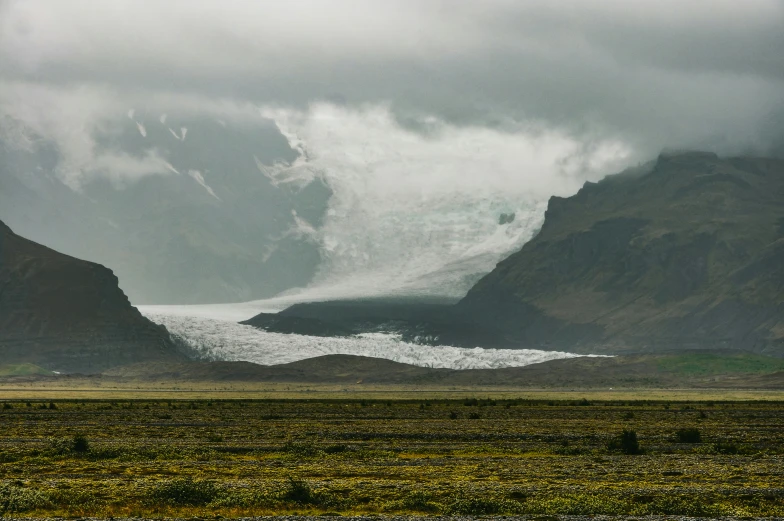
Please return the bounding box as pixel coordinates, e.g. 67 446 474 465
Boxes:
188 170 221 201
164 162 180 175
159 113 167 124
136 121 147 137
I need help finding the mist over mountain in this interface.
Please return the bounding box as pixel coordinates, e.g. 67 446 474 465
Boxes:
0 111 331 304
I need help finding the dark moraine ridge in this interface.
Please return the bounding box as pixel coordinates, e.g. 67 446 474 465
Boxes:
102 352 784 389
0 219 185 373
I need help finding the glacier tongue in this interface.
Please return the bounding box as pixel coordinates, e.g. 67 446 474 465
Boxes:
143 310 586 370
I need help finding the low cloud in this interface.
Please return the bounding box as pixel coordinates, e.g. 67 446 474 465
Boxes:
0 0 782 187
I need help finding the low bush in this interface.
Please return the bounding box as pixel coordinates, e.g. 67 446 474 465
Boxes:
385 490 441 513
148 477 219 506
607 429 642 454
445 496 521 515
281 477 315 504
72 434 90 453
0 484 52 514
675 427 702 443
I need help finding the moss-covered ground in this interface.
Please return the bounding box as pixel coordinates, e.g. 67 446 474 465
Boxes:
1 398 783 517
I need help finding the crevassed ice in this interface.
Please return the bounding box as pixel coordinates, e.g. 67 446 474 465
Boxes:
144 311 587 370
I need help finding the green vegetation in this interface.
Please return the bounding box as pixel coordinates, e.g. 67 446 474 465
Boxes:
1 398 783 517
676 427 702 443
0 364 53 377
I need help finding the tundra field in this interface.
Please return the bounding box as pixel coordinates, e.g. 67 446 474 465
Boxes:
1 397 784 518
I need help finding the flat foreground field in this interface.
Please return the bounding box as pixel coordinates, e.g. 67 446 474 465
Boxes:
1 397 783 518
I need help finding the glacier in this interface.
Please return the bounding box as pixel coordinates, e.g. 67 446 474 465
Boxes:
142 308 590 370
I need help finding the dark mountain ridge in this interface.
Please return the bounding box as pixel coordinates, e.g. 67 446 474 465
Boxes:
0 219 185 372
460 151 784 354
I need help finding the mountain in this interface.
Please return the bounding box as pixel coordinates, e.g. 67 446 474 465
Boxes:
0 219 185 373
0 113 331 304
459 151 784 355
243 152 784 357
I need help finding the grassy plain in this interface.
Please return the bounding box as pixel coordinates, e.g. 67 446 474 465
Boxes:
1 397 783 518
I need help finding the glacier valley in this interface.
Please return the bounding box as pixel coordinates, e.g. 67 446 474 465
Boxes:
142 306 589 370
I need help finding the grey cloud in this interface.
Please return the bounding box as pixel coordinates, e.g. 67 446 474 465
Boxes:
1 0 783 159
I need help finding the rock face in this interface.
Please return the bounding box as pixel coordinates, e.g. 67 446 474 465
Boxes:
0 219 185 372
459 152 784 355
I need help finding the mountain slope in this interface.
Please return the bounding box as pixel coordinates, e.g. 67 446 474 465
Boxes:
459 152 784 354
0 219 185 372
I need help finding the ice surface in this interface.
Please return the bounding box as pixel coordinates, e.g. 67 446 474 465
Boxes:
143 310 589 370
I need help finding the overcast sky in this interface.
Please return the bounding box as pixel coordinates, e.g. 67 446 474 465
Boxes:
1 0 783 185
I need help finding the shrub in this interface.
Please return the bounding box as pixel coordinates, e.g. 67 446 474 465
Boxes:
607 429 642 454
713 442 740 454
324 444 350 454
449 411 459 419
468 412 481 419
2 402 12 409
523 493 629 515
48 488 99 510
281 478 316 504
149 477 219 506
446 497 520 515
389 490 440 513
283 441 322 458
638 494 725 516
0 484 52 514
675 427 701 443
48 437 74 456
72 434 90 453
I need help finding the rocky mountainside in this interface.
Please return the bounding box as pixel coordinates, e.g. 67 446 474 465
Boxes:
0 219 185 373
459 151 784 355
0 113 330 304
